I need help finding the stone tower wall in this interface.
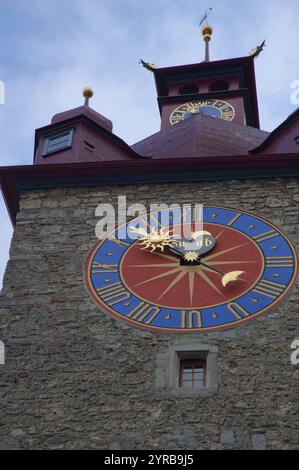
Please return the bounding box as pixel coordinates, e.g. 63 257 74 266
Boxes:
0 177 298 450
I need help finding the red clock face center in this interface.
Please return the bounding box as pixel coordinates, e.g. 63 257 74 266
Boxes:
120 223 264 309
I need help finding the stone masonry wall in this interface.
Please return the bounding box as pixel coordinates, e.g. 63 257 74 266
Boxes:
0 178 298 450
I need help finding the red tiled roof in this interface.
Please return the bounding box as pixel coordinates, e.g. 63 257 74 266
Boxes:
132 114 269 159
51 105 113 132
250 107 299 154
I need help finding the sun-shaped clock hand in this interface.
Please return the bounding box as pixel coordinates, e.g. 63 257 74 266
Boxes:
130 225 175 252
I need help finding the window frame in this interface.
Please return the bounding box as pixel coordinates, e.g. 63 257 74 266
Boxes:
178 84 199 96
209 80 229 92
179 358 207 388
42 128 74 156
155 342 218 397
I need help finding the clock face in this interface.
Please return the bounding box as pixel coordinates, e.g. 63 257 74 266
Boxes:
85 206 298 333
170 99 235 125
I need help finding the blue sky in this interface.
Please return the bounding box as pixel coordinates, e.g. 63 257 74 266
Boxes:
0 0 298 286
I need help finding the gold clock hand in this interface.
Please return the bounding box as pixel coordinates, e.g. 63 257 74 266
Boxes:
221 271 245 287
199 260 245 287
198 260 224 275
130 225 174 252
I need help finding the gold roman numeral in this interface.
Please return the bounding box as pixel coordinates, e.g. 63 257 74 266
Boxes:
127 302 160 324
96 281 130 306
253 230 279 243
227 212 242 227
186 102 198 112
252 279 286 299
227 302 249 319
181 310 202 329
108 238 130 248
265 256 294 268
92 262 118 273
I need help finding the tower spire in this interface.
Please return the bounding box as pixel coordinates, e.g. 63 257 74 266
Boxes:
199 7 213 62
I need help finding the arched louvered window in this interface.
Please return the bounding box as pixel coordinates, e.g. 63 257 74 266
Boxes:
179 84 199 96
209 80 229 92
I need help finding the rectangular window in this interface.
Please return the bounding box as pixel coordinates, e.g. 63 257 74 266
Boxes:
179 358 206 388
43 128 74 156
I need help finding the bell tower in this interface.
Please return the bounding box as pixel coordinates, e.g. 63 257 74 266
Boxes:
151 22 260 131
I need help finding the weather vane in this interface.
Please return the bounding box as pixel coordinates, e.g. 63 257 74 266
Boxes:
199 7 213 62
199 6 212 27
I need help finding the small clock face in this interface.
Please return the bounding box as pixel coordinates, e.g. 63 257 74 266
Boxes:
85 206 297 333
170 99 235 125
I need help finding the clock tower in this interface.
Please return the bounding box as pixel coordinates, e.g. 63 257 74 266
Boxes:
154 27 260 130
0 27 299 451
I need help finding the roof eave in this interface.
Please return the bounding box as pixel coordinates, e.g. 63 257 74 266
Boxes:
250 108 299 154
1 151 299 226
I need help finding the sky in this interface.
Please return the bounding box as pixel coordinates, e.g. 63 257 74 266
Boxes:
0 0 298 287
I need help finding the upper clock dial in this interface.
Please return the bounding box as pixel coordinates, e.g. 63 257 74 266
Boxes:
170 99 235 125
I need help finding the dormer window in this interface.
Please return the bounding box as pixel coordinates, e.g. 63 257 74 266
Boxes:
209 80 229 92
179 84 199 96
43 128 74 156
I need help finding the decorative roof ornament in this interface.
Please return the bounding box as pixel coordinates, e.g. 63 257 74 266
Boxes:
139 59 158 72
249 40 266 59
82 86 94 106
199 7 213 62
199 6 213 27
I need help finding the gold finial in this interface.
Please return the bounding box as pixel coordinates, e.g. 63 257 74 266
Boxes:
82 86 94 106
201 25 213 41
201 24 213 62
